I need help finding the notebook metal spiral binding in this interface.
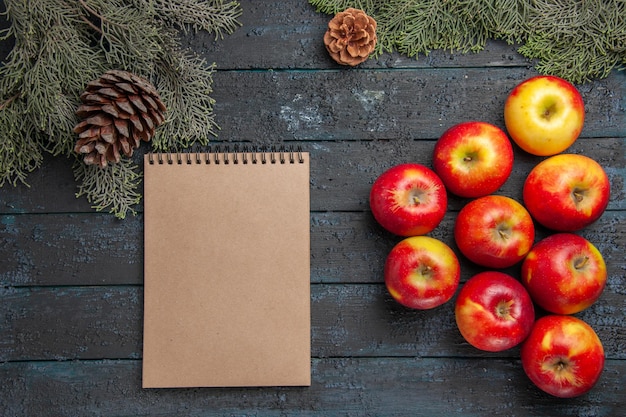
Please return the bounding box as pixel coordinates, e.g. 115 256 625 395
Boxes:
147 145 304 165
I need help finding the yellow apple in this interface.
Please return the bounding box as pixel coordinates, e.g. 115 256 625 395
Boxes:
504 75 584 156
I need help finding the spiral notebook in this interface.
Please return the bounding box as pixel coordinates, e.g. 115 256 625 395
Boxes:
142 147 311 388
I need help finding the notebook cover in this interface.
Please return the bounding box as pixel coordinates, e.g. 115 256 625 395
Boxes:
142 151 311 388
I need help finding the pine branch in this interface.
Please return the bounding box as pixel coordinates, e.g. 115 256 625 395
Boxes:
1 0 242 218
0 97 44 187
73 157 143 219
77 0 166 73
517 0 626 84
1 0 107 178
309 0 626 83
519 34 620 84
151 50 219 151
146 0 243 39
378 0 492 56
309 0 377 15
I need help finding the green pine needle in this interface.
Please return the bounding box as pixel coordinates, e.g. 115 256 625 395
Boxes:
146 0 242 39
311 0 626 83
73 157 142 220
0 96 43 187
151 50 219 151
0 0 242 219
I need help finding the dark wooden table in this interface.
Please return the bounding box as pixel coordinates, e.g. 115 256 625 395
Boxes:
2 1 625 415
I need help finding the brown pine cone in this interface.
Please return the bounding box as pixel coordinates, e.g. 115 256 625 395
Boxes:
323 8 377 66
73 70 166 168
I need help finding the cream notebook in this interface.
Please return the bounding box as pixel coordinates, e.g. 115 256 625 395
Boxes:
142 148 311 388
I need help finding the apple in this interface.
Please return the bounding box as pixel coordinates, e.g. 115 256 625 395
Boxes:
370 163 447 236
521 315 605 398
504 75 585 156
433 121 514 198
384 235 460 310
454 195 535 268
455 271 535 352
521 233 607 315
523 154 610 231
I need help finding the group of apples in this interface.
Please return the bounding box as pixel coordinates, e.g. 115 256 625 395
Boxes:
369 75 611 398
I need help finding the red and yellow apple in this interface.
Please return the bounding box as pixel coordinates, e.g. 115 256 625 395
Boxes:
522 233 607 315
504 75 585 156
455 271 535 352
432 121 514 198
523 154 610 231
454 195 535 268
384 236 461 310
521 315 605 398
370 163 447 236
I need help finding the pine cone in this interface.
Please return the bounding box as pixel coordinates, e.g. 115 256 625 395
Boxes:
73 70 166 168
323 8 377 66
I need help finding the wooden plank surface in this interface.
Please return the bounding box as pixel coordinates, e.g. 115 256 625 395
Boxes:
1 283 625 362
1 359 625 417
1 206 624 288
184 0 531 70
1 0 625 415
2 137 624 214
207 68 625 141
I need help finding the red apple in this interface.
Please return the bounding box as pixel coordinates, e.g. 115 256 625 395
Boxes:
455 271 535 352
433 121 514 198
370 163 447 236
522 233 607 315
521 315 605 398
454 195 535 268
384 236 460 310
523 154 610 231
504 75 585 156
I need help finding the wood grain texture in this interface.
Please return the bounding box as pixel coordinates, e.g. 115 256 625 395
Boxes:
2 137 624 214
184 0 543 71
1 208 624 287
1 282 624 362
208 68 625 142
1 358 625 417
1 0 625 415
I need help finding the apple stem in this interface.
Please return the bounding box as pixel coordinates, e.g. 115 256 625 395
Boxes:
574 256 589 270
496 299 514 319
543 103 557 120
573 189 585 203
409 188 426 206
415 264 433 280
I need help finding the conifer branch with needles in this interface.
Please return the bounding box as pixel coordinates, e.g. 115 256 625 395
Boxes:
310 0 625 83
144 0 242 39
74 157 143 219
0 0 242 219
